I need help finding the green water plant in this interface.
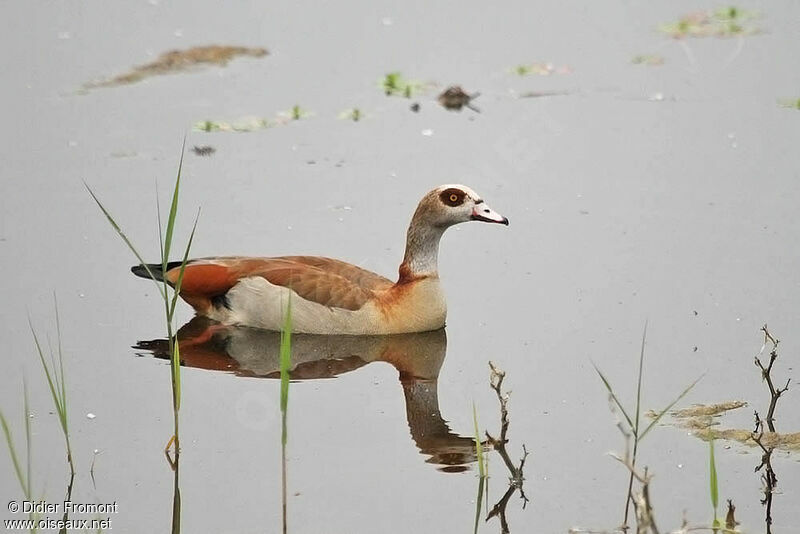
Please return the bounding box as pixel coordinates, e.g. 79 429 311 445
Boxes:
592 324 702 528
29 296 74 477
87 142 198 461
290 105 307 120
381 72 424 97
631 54 665 66
660 6 761 38
279 297 292 534
472 402 487 534
194 118 271 133
338 108 363 122
709 439 721 528
0 379 33 502
511 62 570 76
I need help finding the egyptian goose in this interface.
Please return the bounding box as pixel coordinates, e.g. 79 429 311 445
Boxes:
138 319 476 469
132 185 508 334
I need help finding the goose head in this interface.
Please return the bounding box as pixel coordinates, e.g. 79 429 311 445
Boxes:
400 185 508 281
415 184 509 228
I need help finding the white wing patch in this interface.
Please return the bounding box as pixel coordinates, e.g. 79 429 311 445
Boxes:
218 277 382 334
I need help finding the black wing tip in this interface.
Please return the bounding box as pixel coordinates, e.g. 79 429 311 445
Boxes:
131 263 156 279
131 260 194 281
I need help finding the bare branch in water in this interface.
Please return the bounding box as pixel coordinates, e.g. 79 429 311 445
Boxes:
753 325 790 433
485 361 528 487
482 362 530 532
752 324 790 534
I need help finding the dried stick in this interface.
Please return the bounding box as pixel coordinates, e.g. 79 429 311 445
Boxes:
753 325 790 432
751 325 790 534
482 361 530 533
485 361 529 487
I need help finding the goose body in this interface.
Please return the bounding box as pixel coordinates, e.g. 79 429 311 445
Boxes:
132 185 508 334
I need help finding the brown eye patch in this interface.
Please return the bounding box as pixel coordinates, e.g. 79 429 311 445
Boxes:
439 188 466 207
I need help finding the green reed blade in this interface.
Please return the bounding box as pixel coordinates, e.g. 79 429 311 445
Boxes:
591 362 634 431
172 341 182 411
473 475 486 534
633 322 648 436
279 296 293 418
709 439 721 527
156 186 165 264
162 138 187 271
170 209 200 316
85 183 166 300
0 408 28 498
28 319 64 427
639 374 703 441
23 378 31 501
472 402 486 478
53 293 66 407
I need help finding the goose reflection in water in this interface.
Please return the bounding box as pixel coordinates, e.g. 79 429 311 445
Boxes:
136 317 478 472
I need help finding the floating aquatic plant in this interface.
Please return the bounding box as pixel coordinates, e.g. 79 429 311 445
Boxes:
194 118 271 133
280 105 312 121
660 7 761 38
511 62 571 76
631 54 665 66
381 72 425 97
85 45 268 88
338 108 364 121
778 98 800 110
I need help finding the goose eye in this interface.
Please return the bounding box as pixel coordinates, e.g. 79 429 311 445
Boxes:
439 188 465 206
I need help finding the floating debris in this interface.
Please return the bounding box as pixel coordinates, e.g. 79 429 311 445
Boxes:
338 108 364 121
512 62 571 76
110 150 138 159
671 401 747 418
191 145 216 156
409 102 420 113
696 428 800 451
631 54 665 66
195 105 311 133
277 105 312 123
518 90 570 99
86 45 268 88
194 117 271 133
86 413 96 420
660 7 761 38
437 86 480 112
652 400 800 452
381 72 426 97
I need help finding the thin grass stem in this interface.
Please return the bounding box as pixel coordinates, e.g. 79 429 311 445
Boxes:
279 296 293 534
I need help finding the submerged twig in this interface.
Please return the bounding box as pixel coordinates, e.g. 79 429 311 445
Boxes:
610 438 660 534
753 325 790 433
485 362 528 487
752 414 776 534
751 325 789 534
481 362 530 533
